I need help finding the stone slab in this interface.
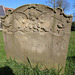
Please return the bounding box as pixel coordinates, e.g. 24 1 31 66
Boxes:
1 4 72 72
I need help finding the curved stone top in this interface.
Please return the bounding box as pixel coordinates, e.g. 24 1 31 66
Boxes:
1 4 73 36
15 4 73 18
2 4 73 19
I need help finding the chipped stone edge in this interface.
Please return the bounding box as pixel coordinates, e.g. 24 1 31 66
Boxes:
1 4 73 19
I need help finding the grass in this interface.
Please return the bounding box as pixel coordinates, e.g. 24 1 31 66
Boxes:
65 31 75 75
0 31 6 63
68 31 75 57
0 30 75 75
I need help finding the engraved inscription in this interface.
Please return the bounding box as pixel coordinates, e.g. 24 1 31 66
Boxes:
28 43 50 48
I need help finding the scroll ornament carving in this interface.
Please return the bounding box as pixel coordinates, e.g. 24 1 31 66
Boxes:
1 4 72 36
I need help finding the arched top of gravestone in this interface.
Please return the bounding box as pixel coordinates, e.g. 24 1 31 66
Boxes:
1 4 73 36
3 4 72 18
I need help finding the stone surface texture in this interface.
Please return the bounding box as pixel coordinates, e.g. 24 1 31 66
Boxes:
1 4 72 71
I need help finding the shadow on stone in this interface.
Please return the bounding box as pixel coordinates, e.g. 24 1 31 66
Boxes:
0 66 15 75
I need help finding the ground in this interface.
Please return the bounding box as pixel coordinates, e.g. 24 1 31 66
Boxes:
0 31 75 75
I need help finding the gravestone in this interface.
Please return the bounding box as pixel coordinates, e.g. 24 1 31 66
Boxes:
1 4 72 71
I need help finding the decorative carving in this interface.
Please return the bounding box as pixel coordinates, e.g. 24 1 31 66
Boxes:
2 4 72 36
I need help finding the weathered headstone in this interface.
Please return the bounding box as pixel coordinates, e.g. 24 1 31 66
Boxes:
1 4 72 71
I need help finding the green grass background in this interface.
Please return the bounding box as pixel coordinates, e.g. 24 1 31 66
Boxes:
0 31 75 75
